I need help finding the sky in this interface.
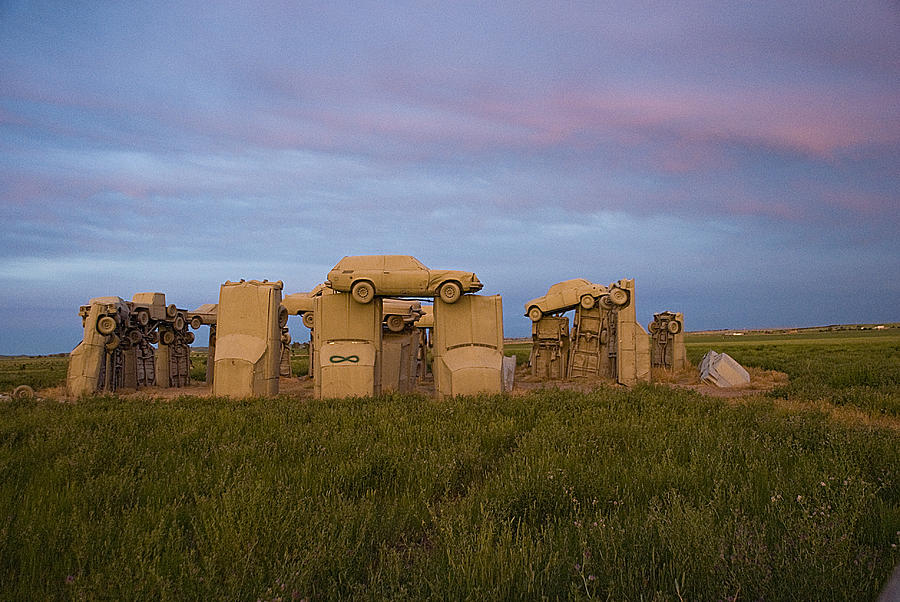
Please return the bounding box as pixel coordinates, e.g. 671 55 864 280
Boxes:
1 1 898 355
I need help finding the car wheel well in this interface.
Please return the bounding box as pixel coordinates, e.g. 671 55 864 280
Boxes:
438 280 463 303
350 279 376 303
352 278 376 290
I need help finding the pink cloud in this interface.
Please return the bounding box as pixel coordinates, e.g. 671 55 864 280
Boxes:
466 83 899 159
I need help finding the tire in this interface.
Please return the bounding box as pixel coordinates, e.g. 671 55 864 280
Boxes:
128 329 142 344
278 306 289 328
609 288 628 306
166 304 178 318
161 330 175 346
302 312 315 329
146 331 159 344
386 314 405 332
667 320 682 334
12 385 34 400
528 306 543 322
136 310 150 327
185 332 195 344
105 334 120 350
438 281 462 304
351 281 375 304
174 315 185 331
97 316 117 335
580 295 596 310
599 329 609 344
190 316 202 330
648 321 659 333
599 295 614 310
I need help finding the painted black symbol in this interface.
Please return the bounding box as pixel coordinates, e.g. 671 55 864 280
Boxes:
329 355 360 364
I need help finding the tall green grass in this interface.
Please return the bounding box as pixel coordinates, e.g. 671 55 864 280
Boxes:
504 342 532 366
686 336 900 416
1 389 897 599
0 356 68 393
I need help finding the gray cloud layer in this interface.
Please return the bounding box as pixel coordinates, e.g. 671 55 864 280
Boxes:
1 1 898 353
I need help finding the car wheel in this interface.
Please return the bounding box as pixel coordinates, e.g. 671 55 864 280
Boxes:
648 321 659 333
580 295 596 310
190 316 202 330
97 316 117 335
599 295 614 310
438 281 462 304
128 329 142 344
184 332 195 344
528 306 543 322
166 304 178 318
302 312 315 329
609 288 628 306
105 334 120 350
278 306 289 328
161 330 175 346
12 385 35 400
136 310 150 326
386 315 405 332
667 320 682 334
146 331 159 344
351 281 375 304
174 315 185 331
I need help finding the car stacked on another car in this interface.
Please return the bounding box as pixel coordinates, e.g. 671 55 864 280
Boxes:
382 299 425 332
524 278 629 322
326 255 482 304
283 283 336 329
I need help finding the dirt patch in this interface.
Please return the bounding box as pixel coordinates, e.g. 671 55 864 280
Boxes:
661 365 789 398
512 369 619 395
46 364 788 402
512 365 788 398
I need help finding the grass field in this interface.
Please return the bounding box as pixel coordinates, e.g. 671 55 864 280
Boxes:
684 330 900 417
0 355 68 394
0 329 898 599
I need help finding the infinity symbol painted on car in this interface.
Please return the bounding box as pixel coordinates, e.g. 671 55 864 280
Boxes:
329 355 360 363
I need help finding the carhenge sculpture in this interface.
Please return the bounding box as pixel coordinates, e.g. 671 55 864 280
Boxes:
313 255 500 399
525 278 651 386
66 292 208 397
66 257 671 399
213 280 283 398
649 311 687 371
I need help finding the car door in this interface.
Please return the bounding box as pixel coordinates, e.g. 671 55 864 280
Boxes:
382 256 428 295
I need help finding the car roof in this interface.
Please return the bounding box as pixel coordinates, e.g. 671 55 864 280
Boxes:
335 255 384 269
547 278 591 294
335 255 426 270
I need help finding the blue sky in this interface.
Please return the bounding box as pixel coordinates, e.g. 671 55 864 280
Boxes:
1 1 898 354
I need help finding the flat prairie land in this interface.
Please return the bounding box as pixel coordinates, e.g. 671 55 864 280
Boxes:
0 329 898 599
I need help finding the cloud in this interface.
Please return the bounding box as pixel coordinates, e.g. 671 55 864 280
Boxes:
1 0 898 353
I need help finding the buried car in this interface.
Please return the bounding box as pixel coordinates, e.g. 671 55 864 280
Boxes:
326 255 482 304
524 278 629 322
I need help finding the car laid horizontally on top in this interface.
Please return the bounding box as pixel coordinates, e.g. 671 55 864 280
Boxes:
326 255 482 304
524 278 629 322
